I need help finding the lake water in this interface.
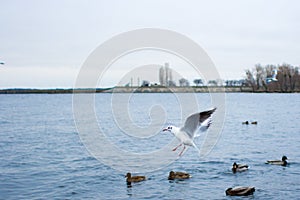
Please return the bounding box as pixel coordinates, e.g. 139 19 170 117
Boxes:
1 93 300 199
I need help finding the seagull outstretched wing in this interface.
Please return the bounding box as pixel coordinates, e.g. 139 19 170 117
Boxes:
181 107 216 138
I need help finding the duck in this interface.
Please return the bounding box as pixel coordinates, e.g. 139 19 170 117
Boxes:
168 171 191 180
266 156 288 166
242 121 249 125
232 162 249 173
125 172 146 183
225 186 255 196
251 121 258 125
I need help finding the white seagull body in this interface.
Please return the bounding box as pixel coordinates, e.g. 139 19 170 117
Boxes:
163 107 216 156
266 69 278 83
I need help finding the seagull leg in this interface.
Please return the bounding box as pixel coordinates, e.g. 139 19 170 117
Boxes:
172 143 183 151
178 145 186 156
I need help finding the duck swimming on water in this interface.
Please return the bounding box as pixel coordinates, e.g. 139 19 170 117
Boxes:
168 171 191 180
266 156 288 166
232 162 249 173
125 172 146 183
225 186 255 196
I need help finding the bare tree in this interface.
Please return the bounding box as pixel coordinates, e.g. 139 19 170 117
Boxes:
193 79 203 86
254 64 265 90
278 64 290 92
245 69 256 91
288 65 296 92
179 78 189 87
294 67 300 91
245 63 300 92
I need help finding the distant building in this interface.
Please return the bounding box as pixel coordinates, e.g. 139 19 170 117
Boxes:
159 66 165 86
159 63 173 86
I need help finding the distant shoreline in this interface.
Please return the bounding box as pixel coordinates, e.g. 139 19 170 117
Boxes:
1 86 299 94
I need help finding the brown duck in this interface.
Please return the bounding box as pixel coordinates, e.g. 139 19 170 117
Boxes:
225 186 255 196
125 172 146 183
168 171 191 180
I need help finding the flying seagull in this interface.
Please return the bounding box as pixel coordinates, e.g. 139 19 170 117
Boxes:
163 107 216 156
266 69 278 83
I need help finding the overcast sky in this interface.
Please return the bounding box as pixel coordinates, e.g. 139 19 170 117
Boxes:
0 0 299 88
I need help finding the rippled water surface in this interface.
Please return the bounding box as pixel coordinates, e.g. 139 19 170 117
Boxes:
1 93 300 199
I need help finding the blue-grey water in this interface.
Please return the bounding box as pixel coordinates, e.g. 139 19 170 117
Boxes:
1 93 300 199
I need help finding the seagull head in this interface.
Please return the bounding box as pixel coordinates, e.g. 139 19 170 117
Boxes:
163 125 177 133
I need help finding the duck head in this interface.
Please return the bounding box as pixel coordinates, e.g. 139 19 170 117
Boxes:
168 171 175 180
169 171 175 176
282 156 288 161
232 162 238 169
225 188 233 195
125 172 131 178
232 162 238 172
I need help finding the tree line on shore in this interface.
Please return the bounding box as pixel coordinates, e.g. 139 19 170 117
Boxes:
245 63 300 92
